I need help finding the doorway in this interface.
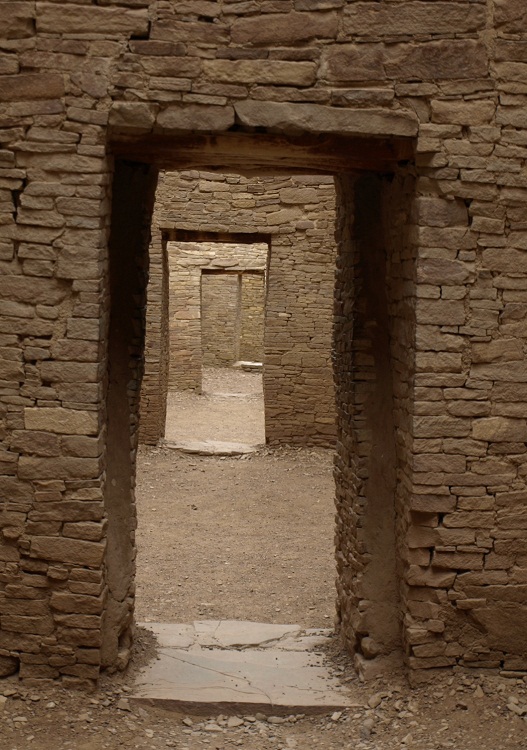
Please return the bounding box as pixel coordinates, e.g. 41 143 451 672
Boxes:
105 130 416 676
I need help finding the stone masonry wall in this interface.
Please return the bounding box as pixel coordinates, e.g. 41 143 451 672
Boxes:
201 272 265 367
1 0 527 683
201 273 243 367
140 170 337 447
240 273 266 363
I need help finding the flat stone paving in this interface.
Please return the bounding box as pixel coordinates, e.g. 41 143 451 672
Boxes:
131 621 352 715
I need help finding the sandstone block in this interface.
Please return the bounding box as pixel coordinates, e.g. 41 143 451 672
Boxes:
30 536 105 567
203 60 316 87
0 598 49 617
24 407 98 436
495 0 527 33
319 44 385 83
18 456 100 480
0 276 69 305
51 591 104 615
40 361 101 383
63 521 105 542
36 3 149 35
407 526 438 549
385 40 488 81
472 339 523 363
416 299 466 325
279 187 319 204
1 2 34 38
409 494 456 513
108 102 156 132
471 361 527 383
406 566 457 588
415 352 462 373
234 100 418 137
10 430 60 457
28 501 104 523
473 417 527 442
343 2 485 37
232 12 338 45
413 197 468 229
1 614 54 635
156 104 234 133
432 552 484 570
0 655 18 677
482 248 527 273
431 100 495 125
0 74 64 102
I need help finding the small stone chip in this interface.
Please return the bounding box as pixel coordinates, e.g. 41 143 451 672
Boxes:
116 698 131 711
204 722 223 732
227 716 244 728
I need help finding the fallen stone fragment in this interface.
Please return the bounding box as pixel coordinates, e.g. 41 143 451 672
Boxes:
227 716 244 727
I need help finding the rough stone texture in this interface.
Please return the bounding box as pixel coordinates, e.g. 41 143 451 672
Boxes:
140 171 337 447
0 0 526 686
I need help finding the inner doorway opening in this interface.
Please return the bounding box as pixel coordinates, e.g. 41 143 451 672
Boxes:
163 234 269 451
135 168 338 629
106 130 416 683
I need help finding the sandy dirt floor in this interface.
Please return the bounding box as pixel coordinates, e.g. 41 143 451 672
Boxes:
134 446 336 627
164 368 265 448
2 370 527 749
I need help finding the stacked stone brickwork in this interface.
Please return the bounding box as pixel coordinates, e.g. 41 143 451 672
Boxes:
239 274 266 363
2 0 527 684
201 273 244 367
140 171 337 446
201 272 265 367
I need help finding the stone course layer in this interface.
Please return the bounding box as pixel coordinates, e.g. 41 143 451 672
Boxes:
140 170 336 446
0 0 526 685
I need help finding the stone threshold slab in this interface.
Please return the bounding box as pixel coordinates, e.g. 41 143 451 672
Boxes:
131 621 351 716
159 439 262 456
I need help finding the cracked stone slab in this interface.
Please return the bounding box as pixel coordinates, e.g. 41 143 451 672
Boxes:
132 622 351 715
159 439 261 456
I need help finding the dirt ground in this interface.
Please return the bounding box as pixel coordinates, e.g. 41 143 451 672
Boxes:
134 446 335 627
2 371 527 748
164 368 265 448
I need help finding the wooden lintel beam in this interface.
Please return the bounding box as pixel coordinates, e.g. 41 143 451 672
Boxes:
110 132 414 175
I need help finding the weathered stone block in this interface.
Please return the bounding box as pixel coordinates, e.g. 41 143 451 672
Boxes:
406 566 457 588
1 2 35 38
51 591 104 615
10 430 60 457
495 0 527 32
24 407 98 436
431 100 495 125
108 102 156 133
385 40 488 81
18 456 100 480
234 100 418 137
30 536 105 567
343 2 485 37
0 74 64 102
156 105 235 133
319 45 385 83
232 12 338 45
472 339 523 363
36 3 149 35
473 417 527 443
203 60 316 87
